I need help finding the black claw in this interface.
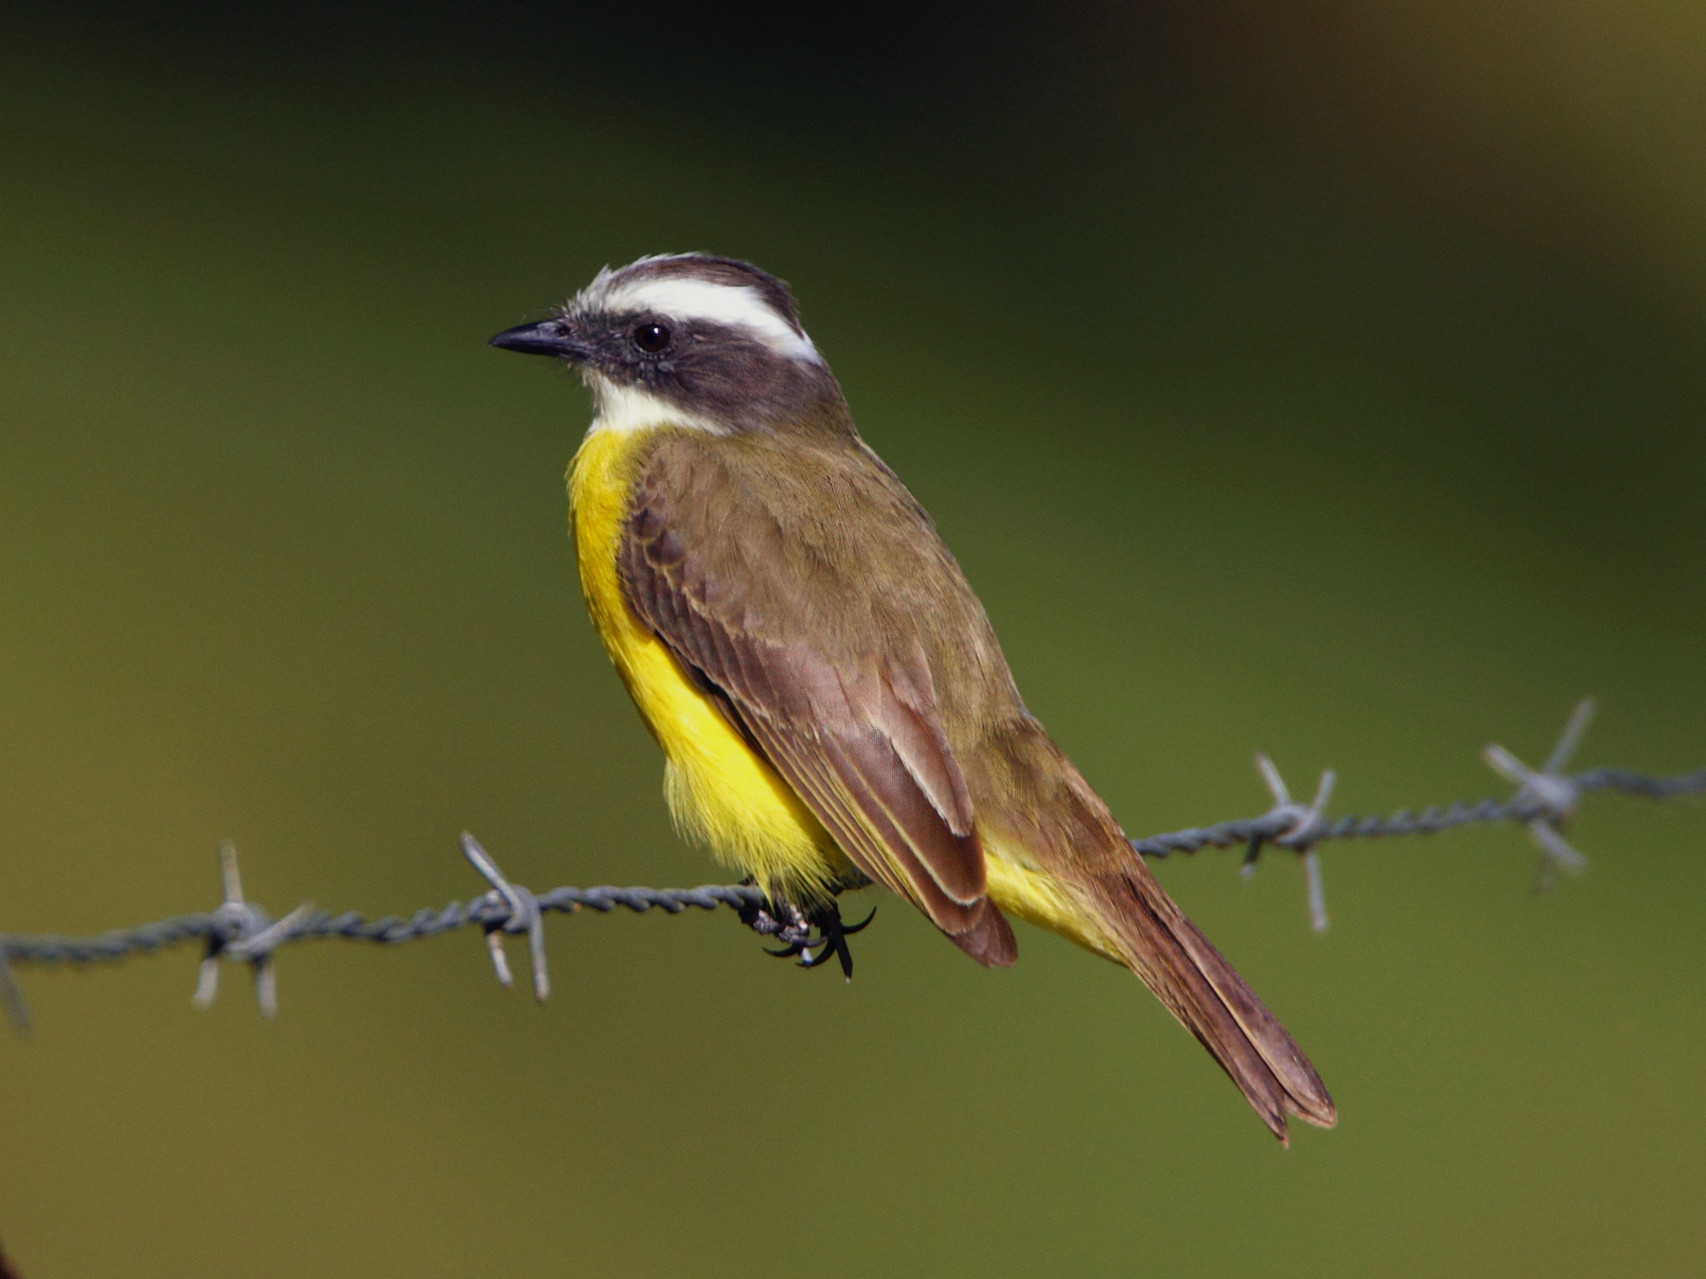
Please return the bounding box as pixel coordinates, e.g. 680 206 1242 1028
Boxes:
828 934 855 980
798 930 849 970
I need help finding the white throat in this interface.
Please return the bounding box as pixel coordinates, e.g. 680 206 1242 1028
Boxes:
586 375 726 437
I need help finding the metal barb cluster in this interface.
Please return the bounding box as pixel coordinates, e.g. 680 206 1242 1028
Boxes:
1229 699 1605 931
1243 755 1338 933
1483 698 1597 887
191 840 315 1018
462 832 550 1003
0 702 1701 1028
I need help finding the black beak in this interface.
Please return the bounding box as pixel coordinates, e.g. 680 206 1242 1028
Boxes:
489 318 587 360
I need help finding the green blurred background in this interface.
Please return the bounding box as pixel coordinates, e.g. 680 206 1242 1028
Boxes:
2 3 1703 1274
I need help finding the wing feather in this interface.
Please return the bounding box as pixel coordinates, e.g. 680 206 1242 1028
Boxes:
618 435 1000 949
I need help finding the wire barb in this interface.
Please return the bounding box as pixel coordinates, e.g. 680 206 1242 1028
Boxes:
1483 698 1596 887
191 840 297 1018
0 943 30 1035
461 833 550 1003
1244 755 1336 932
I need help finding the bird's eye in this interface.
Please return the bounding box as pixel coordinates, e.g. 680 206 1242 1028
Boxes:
632 322 670 353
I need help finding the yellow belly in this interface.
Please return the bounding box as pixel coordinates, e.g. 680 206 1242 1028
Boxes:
567 426 851 901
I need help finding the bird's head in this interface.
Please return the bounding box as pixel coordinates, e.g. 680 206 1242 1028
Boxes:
491 253 847 437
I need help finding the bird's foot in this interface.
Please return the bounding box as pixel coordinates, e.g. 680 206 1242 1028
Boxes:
735 890 875 980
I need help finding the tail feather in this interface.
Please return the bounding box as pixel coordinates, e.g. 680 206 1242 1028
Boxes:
965 720 1332 1139
1072 865 1337 1143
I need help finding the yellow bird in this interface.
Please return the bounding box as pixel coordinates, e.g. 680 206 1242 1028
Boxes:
491 254 1335 1142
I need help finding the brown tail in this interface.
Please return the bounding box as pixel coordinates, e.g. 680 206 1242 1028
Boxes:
1067 860 1337 1143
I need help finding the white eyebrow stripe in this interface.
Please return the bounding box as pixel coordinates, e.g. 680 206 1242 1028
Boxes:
598 276 822 364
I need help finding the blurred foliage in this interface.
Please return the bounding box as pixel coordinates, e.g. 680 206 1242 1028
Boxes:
0 4 1702 1276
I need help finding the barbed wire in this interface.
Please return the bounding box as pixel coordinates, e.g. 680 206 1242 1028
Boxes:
1 700 1701 1030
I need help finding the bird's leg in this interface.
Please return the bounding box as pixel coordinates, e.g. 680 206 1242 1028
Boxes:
736 886 880 989
734 884 876 980
734 890 816 953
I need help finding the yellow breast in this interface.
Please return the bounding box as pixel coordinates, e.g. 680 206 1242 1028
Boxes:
567 426 849 901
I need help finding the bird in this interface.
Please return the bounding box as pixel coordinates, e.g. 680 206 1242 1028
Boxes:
491 253 1336 1142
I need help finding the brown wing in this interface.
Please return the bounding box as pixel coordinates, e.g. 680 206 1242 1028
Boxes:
619 431 1015 965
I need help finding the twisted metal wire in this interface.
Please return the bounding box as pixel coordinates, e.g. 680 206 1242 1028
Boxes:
1 701 1701 1028
1128 765 1706 857
0 884 764 967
